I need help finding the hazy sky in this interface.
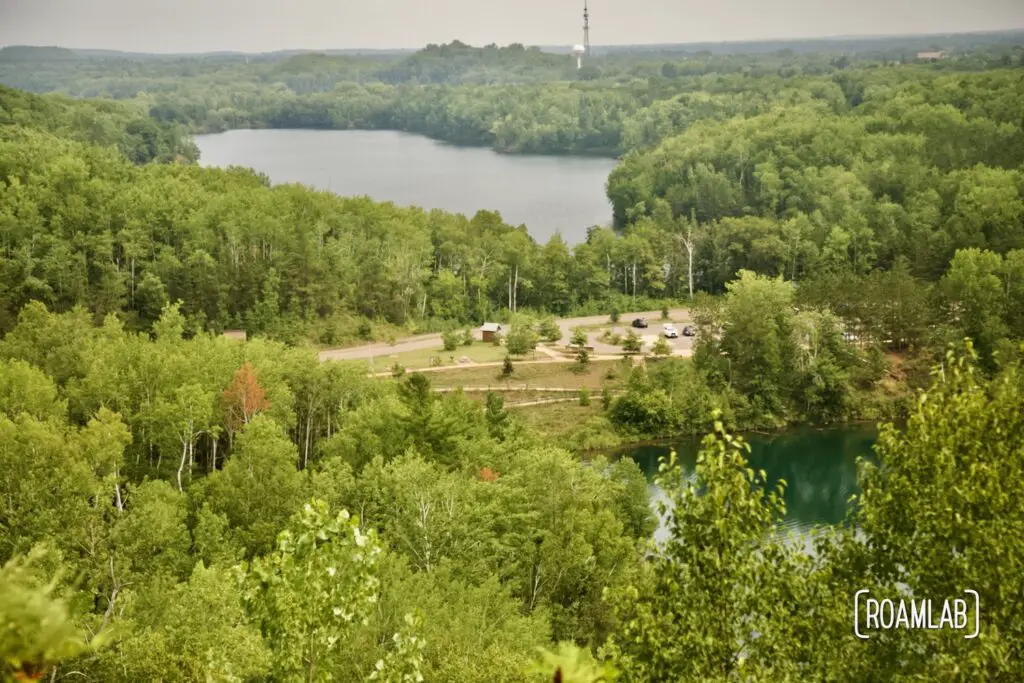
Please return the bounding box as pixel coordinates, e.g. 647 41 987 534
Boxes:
1 0 1022 53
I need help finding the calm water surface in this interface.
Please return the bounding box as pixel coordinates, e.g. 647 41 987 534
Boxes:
614 425 877 543
194 129 618 245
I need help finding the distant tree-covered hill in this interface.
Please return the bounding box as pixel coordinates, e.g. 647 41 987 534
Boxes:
0 45 80 62
0 84 197 163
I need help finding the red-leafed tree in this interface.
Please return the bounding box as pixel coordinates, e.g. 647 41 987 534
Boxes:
478 466 500 482
221 362 270 447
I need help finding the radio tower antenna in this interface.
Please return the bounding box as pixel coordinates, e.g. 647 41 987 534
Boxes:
583 0 591 56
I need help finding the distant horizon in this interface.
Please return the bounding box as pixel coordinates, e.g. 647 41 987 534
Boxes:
3 27 1024 57
2 0 1023 55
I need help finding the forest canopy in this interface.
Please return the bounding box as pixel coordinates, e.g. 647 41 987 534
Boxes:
2 35 1024 682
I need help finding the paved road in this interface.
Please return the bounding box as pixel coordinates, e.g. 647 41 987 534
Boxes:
319 308 694 362
557 308 694 356
319 333 443 361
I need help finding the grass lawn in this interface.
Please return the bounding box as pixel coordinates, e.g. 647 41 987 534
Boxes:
427 359 624 390
457 390 590 406
513 402 607 441
366 342 509 371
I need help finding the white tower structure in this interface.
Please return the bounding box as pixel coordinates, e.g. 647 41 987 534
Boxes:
572 44 586 69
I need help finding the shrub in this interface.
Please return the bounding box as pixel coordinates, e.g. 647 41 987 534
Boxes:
571 327 588 347
442 330 460 351
609 388 677 433
539 317 562 342
461 328 474 346
573 347 591 373
622 331 642 353
610 308 621 324
501 354 514 378
652 337 672 356
579 388 591 407
506 325 538 356
391 363 405 378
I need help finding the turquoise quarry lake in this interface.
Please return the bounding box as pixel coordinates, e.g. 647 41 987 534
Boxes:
614 425 878 542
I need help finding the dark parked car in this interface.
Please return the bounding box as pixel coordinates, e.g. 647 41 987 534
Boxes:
632 318 648 328
682 325 696 337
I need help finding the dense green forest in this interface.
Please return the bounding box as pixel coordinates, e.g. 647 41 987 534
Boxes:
2 35 1024 681
2 303 1023 680
2 35 1023 154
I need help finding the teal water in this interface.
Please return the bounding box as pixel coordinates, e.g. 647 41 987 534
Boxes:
614 425 878 541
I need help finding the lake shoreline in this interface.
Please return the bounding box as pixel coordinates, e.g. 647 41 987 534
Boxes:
589 418 883 460
191 124 622 160
594 422 879 532
194 128 618 245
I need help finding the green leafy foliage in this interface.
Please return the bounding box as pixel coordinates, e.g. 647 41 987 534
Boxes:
621 331 641 354
0 548 95 680
243 499 388 682
651 337 671 357
527 642 619 682
574 347 591 371
506 320 539 356
1 40 1024 683
570 327 588 347
603 419 810 680
538 317 562 343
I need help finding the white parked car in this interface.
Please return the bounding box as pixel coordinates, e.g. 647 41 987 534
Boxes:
663 324 679 338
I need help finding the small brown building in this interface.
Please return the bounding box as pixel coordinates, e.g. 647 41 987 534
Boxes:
480 322 503 343
223 329 247 342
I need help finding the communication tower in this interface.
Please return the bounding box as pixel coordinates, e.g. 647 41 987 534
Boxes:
583 0 591 56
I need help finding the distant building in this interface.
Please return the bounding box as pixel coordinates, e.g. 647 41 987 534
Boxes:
222 329 247 342
917 51 948 61
480 322 503 343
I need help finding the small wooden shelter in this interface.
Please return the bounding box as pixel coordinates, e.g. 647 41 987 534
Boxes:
480 322 503 343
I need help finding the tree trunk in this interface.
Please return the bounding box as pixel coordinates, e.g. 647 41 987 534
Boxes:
114 466 123 513
210 435 218 473
177 440 188 492
513 264 519 312
632 262 637 304
302 414 312 470
685 238 695 299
